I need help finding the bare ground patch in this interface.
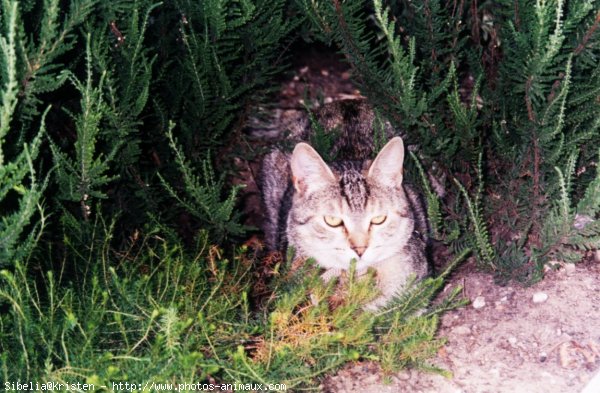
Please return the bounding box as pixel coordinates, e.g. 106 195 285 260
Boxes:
323 260 600 393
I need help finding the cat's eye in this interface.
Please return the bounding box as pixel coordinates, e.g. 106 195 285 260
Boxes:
370 215 387 225
324 215 343 227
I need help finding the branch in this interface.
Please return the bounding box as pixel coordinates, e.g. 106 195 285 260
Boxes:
525 76 536 122
574 11 600 56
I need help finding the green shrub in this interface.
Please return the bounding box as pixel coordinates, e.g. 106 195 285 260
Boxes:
4 0 599 388
300 0 600 281
0 217 467 388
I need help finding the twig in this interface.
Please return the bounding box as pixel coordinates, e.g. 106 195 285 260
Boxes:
525 76 536 122
574 11 600 56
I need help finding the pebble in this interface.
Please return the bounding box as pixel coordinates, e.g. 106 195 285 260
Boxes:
532 292 549 303
397 370 411 381
472 296 486 309
564 263 576 274
362 374 379 384
452 325 472 336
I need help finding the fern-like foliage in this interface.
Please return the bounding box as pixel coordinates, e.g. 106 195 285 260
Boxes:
0 0 20 165
302 0 600 279
410 151 442 239
299 0 423 128
159 123 247 241
154 0 297 155
0 3 47 267
495 0 600 186
532 149 600 266
0 129 47 267
4 0 97 138
50 36 119 221
298 0 472 161
91 2 159 172
454 165 496 268
487 0 600 276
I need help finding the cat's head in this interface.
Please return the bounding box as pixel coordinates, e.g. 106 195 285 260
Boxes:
287 137 414 270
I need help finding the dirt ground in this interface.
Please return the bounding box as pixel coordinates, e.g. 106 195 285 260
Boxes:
241 45 600 393
323 259 600 393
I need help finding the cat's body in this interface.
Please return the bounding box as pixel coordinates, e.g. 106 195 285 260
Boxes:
260 100 430 309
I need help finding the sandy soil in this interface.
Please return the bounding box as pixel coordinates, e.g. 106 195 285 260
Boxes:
323 259 600 393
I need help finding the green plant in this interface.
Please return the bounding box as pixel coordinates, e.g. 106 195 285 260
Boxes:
5 0 600 388
50 36 120 221
0 218 468 388
300 0 600 280
159 123 247 241
0 2 48 267
154 0 298 154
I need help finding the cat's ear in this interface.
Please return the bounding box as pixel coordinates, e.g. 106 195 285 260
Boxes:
368 137 404 188
290 143 335 195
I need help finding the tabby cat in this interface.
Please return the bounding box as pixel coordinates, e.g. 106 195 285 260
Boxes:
260 100 430 309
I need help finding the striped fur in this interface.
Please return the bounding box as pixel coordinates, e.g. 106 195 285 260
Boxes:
260 100 430 309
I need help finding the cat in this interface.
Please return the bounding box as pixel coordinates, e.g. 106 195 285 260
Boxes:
260 100 430 309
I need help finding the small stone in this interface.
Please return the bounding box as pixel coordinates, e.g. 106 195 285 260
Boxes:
539 351 548 362
362 374 379 384
299 66 309 74
441 316 453 328
320 69 330 76
564 263 576 274
472 296 486 309
452 325 472 336
533 292 549 303
397 370 411 381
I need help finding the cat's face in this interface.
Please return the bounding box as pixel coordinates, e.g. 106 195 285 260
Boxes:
287 137 414 270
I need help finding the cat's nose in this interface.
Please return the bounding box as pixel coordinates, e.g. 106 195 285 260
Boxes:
352 246 367 257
